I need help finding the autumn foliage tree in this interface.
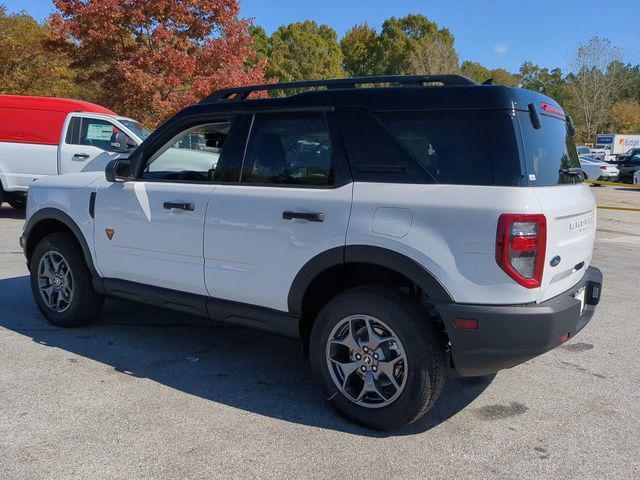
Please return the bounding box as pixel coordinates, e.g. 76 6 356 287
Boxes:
0 7 81 97
253 21 344 83
50 0 266 125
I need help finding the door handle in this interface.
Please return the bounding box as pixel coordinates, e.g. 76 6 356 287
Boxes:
283 211 325 222
73 153 90 159
163 201 195 211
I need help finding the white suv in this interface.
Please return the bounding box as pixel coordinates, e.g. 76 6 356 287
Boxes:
20 76 603 430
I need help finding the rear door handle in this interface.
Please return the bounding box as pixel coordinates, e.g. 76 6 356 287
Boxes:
163 201 195 211
73 153 90 159
283 211 325 222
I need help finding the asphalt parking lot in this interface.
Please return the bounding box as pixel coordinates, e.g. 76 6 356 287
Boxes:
1 186 639 480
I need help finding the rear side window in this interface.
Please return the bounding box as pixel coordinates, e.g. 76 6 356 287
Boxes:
336 108 433 184
376 110 523 186
517 112 582 185
241 112 334 186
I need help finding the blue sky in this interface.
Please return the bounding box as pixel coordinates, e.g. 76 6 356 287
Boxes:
4 0 639 72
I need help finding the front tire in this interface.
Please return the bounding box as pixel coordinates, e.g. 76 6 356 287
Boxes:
310 286 445 430
29 233 104 327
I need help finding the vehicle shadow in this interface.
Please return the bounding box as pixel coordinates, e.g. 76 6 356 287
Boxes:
0 205 26 220
0 275 494 437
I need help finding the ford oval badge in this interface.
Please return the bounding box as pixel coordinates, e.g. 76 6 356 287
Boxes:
550 255 561 267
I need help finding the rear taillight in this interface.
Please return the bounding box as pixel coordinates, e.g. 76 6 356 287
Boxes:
599 166 607 171
496 214 547 288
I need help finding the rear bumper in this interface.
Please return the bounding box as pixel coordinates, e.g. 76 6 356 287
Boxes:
436 266 603 377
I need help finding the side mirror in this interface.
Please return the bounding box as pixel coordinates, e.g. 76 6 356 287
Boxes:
105 158 132 182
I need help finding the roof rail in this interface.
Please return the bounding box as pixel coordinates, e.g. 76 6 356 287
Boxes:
200 74 478 103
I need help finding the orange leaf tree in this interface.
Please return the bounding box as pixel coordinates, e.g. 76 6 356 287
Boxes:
51 0 266 126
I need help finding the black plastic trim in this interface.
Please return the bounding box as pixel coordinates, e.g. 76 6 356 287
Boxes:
22 207 98 276
89 192 96 218
202 75 478 103
287 245 453 315
207 297 299 339
95 278 300 339
100 278 207 317
344 246 453 302
436 266 603 377
282 211 325 222
288 247 344 315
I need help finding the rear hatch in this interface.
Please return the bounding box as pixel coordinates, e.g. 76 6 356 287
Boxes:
532 184 596 301
517 107 596 302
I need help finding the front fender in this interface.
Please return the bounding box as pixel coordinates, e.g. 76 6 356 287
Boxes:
22 189 99 276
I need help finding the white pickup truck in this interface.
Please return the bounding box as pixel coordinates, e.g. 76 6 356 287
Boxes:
0 95 149 209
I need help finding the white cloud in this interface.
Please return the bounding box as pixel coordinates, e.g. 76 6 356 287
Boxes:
494 43 508 54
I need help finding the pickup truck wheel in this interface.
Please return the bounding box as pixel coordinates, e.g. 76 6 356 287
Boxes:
30 233 104 327
7 195 26 210
310 286 445 430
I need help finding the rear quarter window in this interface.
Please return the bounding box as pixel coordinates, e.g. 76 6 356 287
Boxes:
517 112 581 185
375 110 523 186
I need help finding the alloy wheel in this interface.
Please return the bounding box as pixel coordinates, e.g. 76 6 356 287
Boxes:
37 251 74 313
326 315 408 408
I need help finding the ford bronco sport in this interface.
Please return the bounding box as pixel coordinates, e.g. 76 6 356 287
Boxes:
21 75 603 430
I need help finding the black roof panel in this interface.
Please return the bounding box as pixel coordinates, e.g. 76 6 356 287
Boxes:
178 77 564 119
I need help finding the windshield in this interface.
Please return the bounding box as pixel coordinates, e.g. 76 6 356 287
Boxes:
120 119 152 141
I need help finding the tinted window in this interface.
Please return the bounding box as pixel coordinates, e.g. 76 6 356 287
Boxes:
376 110 522 186
78 118 120 151
142 120 232 182
337 108 433 184
65 117 81 144
518 112 582 185
241 112 333 186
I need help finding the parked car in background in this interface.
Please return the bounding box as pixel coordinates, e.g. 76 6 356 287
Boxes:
576 145 592 156
588 148 611 162
579 156 619 181
614 147 640 164
0 95 150 210
634 169 640 185
617 155 640 184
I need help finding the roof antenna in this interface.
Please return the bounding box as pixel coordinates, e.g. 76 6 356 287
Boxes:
482 78 494 85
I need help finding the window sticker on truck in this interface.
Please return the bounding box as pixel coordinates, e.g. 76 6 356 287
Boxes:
87 123 114 141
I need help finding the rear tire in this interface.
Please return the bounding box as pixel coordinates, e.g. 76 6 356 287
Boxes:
310 286 445 430
29 233 104 327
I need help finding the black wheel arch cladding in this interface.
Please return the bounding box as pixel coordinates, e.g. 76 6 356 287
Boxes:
23 207 98 277
287 245 453 316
